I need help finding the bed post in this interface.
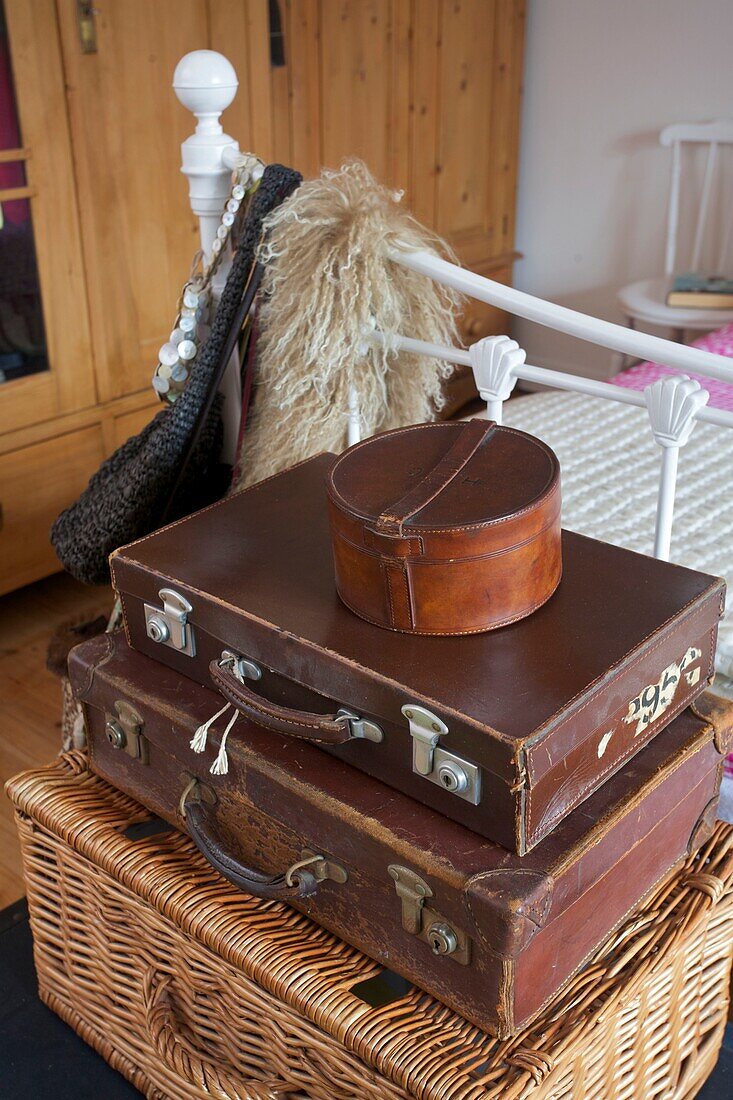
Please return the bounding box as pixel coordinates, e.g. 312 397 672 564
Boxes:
645 376 709 561
173 50 242 463
468 336 524 425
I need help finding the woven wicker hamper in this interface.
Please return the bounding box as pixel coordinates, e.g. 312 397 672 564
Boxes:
7 753 733 1100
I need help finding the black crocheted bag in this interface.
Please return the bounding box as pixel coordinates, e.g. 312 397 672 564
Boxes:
51 164 301 586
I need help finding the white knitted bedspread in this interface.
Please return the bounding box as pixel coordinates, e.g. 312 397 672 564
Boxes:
474 391 733 692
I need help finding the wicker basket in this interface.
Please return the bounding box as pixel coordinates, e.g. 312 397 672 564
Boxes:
8 753 733 1100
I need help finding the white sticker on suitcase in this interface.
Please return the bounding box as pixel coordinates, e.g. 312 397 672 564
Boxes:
623 646 703 736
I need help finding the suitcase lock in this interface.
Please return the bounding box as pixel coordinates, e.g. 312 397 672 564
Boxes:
105 700 148 764
144 588 195 657
387 865 470 964
401 705 481 805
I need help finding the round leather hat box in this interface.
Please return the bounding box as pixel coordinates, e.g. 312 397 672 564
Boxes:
325 419 562 635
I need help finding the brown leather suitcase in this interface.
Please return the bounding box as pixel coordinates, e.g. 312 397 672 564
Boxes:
110 453 725 854
325 419 562 634
69 632 732 1039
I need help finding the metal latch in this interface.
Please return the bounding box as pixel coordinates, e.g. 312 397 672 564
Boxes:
76 1 98 53
144 588 195 656
388 864 433 933
402 704 447 774
105 700 148 764
221 649 262 681
337 707 384 743
401 705 480 804
387 865 470 964
286 848 348 887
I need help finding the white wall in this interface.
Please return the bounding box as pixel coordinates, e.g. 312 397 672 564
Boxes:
514 0 733 379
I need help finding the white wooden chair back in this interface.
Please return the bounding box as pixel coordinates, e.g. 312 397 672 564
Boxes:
660 119 733 276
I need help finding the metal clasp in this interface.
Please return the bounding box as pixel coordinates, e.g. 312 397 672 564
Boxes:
76 0 98 53
105 700 148 764
387 864 470 964
401 704 447 774
401 704 481 805
144 588 195 656
337 707 384 743
388 865 433 933
285 848 348 887
221 649 262 681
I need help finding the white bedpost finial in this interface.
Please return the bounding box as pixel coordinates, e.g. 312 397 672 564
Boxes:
644 375 709 448
468 336 525 425
645 375 709 561
173 48 238 131
173 50 241 463
173 50 239 263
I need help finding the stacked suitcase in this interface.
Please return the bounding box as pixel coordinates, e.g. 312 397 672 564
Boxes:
67 422 733 1041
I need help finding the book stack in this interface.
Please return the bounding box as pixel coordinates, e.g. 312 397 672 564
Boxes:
667 273 733 309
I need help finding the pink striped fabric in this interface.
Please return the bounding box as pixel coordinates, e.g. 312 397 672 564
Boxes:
612 323 733 410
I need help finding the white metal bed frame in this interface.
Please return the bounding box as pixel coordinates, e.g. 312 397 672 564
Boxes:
174 51 733 565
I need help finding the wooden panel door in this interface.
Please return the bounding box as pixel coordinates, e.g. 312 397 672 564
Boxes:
56 0 208 403
214 0 524 271
412 0 526 267
207 0 286 166
489 0 526 261
317 0 410 186
0 0 95 435
0 425 105 592
433 0 497 255
212 0 523 361
212 0 410 188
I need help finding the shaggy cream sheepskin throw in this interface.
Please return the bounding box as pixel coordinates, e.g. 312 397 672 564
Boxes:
235 161 462 488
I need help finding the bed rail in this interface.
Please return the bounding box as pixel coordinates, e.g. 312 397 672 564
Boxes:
390 248 733 383
378 245 733 565
174 50 733 565
367 328 732 561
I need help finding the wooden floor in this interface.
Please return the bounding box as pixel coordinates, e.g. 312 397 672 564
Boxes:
0 573 111 908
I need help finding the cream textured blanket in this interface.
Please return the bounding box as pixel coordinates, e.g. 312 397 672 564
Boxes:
480 390 733 685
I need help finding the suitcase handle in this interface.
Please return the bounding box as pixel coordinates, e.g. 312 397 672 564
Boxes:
144 968 283 1099
182 779 322 900
210 658 356 745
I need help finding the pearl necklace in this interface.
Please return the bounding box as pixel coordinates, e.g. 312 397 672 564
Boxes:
152 152 264 403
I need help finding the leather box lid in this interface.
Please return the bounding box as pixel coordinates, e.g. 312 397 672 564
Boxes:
326 421 559 532
110 454 725 754
69 633 727 963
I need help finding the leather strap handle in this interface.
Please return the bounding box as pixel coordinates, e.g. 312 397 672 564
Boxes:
210 659 354 745
375 419 495 536
144 968 293 1099
182 782 321 900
